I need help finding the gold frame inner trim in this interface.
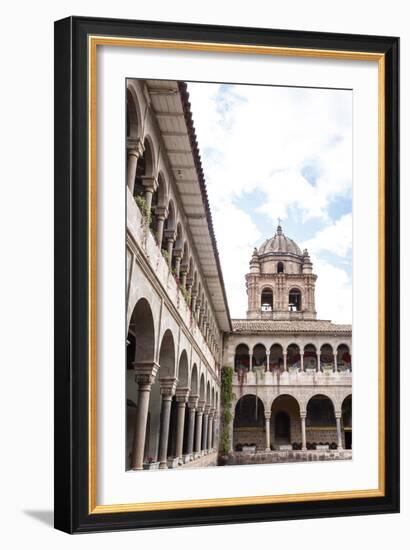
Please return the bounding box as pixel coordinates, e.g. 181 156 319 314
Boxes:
88 35 385 514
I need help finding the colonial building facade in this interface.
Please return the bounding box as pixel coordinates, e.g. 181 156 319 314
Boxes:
126 79 231 471
224 227 352 462
126 78 352 471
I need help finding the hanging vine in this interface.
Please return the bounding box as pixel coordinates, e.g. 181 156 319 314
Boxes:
220 366 233 455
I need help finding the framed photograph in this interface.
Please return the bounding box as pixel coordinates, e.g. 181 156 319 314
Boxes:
54 16 399 533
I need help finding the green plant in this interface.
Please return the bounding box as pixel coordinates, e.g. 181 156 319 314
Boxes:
180 286 191 305
220 366 233 454
134 194 151 226
161 249 170 264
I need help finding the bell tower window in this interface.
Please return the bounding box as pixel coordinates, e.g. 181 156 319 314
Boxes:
277 262 284 273
289 288 301 311
261 288 273 311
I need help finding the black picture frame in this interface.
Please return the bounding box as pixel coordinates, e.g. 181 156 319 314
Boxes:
54 15 400 534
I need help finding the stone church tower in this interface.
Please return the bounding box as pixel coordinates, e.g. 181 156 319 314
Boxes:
246 224 317 320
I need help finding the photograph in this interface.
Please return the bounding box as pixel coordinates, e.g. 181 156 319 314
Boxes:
125 78 353 472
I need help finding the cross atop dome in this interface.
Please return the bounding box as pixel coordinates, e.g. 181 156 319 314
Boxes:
276 217 283 235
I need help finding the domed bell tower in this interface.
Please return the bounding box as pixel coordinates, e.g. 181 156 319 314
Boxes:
246 224 317 320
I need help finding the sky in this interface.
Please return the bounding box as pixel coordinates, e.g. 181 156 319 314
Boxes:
187 81 352 324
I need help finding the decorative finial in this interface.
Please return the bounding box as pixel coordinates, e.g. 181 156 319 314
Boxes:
276 217 283 235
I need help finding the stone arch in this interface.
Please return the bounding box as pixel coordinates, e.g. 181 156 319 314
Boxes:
303 343 318 370
269 343 284 371
233 394 265 450
150 171 167 237
288 287 302 312
320 343 334 369
205 380 211 405
132 134 155 199
126 83 143 139
156 171 168 206
166 199 176 231
177 349 189 387
342 394 352 449
142 135 156 176
305 393 338 449
261 286 273 312
252 343 267 369
287 343 301 368
337 343 351 371
199 373 205 401
158 329 176 379
234 343 250 372
271 394 301 447
127 297 155 367
190 363 199 396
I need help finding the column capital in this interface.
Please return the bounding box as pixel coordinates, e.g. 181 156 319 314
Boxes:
173 248 184 259
204 404 211 415
141 175 158 193
127 137 144 157
264 412 271 420
197 400 206 413
164 229 176 242
188 395 199 409
283 351 288 356
300 411 307 419
335 411 342 419
175 387 190 403
133 361 160 386
159 377 177 397
155 205 168 219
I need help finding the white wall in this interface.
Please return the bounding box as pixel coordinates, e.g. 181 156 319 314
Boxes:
0 0 407 547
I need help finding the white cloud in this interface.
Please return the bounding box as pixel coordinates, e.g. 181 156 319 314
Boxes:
213 204 261 318
302 214 352 257
187 82 352 323
311 255 352 324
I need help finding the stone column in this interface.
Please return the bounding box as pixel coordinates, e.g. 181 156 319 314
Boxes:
195 299 201 321
180 266 188 289
249 352 253 371
283 351 287 371
266 352 270 372
191 290 197 313
202 406 210 454
155 206 168 245
164 230 175 268
300 352 304 372
194 402 205 455
131 361 159 470
186 396 198 459
316 351 320 372
300 411 307 451
333 352 338 372
126 138 144 192
213 411 219 451
175 389 190 463
207 410 214 451
173 250 183 279
141 175 158 213
158 379 177 469
335 412 343 450
265 412 271 451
